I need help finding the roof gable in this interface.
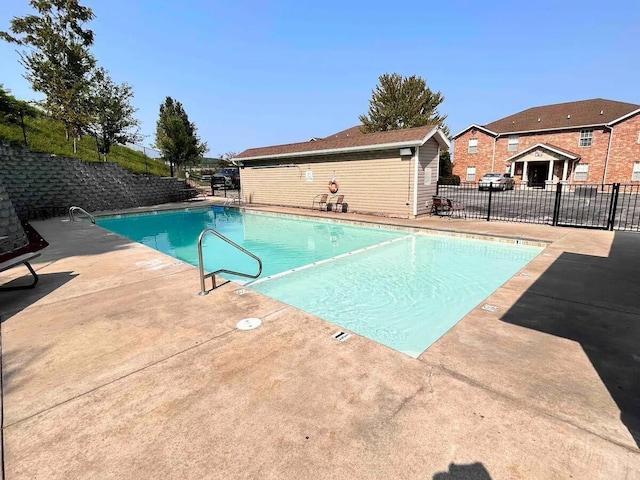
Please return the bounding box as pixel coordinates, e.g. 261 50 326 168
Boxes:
504 143 581 163
452 124 497 139
484 98 640 134
236 125 449 161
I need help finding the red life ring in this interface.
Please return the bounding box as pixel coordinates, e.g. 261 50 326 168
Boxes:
328 179 339 194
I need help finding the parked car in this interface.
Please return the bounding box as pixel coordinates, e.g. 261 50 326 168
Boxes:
478 172 515 191
211 167 240 190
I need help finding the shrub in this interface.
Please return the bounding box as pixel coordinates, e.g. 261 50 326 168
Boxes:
438 175 460 185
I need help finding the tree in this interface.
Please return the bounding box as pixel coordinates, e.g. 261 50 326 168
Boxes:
154 97 208 177
359 73 449 136
0 84 38 146
1 0 96 151
439 149 452 177
219 151 238 165
89 68 142 161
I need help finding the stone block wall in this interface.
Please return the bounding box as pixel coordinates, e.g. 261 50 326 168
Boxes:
0 143 193 221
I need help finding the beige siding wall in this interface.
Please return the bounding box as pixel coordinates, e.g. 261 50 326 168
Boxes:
240 149 415 218
415 139 440 216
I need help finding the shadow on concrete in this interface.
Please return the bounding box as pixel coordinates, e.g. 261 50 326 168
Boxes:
500 231 640 447
433 462 492 479
0 271 78 322
1 343 52 399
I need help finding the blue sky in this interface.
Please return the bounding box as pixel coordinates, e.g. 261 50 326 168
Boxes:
1 0 639 157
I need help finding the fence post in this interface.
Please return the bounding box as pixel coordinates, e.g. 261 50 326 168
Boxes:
552 182 563 226
607 183 620 231
486 182 493 221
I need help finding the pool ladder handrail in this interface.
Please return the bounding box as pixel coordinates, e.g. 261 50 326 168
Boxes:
197 228 262 295
69 206 96 224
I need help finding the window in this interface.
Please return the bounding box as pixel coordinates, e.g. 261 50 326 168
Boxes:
468 138 478 154
633 162 640 181
574 163 589 181
579 129 593 147
466 166 476 181
508 135 519 151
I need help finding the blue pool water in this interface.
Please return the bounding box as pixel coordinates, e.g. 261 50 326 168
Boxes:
98 207 542 357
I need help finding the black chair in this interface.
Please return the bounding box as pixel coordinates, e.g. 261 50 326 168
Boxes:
0 223 49 291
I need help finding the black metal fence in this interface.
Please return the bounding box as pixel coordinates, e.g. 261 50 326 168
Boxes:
435 182 640 231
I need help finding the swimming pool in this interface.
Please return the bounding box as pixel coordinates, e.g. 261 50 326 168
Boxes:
98 207 542 357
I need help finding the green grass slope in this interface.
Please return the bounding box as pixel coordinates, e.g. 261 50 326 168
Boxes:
0 114 170 176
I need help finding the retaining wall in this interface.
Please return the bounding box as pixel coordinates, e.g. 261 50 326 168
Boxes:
0 143 191 221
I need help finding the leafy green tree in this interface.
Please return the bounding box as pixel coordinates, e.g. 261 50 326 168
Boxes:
154 97 208 177
359 73 449 136
1 0 96 150
89 68 141 161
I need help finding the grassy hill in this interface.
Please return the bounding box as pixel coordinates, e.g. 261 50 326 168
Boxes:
0 113 170 176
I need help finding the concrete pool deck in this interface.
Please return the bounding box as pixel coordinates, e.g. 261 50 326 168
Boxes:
1 200 639 479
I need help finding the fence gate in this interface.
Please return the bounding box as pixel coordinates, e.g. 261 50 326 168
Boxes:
552 183 617 230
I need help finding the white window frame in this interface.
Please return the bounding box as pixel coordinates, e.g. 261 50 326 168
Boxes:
466 166 476 181
468 138 478 154
633 162 640 181
637 131 640 144
508 135 519 152
574 163 589 181
579 129 593 147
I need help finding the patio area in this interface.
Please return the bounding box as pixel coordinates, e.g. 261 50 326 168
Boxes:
1 202 639 479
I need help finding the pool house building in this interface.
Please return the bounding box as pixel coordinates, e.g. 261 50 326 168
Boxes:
234 125 450 218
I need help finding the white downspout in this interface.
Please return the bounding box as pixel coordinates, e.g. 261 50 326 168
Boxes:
602 125 613 184
491 136 496 171
412 147 419 217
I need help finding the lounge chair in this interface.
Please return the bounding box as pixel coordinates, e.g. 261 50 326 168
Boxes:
0 223 49 291
446 198 466 219
429 196 447 216
312 193 329 211
330 195 345 213
428 196 466 219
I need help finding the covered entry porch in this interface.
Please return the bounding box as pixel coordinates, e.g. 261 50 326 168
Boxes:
506 143 580 188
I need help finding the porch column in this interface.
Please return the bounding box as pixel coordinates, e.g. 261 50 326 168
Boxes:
509 162 515 177
548 159 554 182
562 160 569 181
522 161 528 182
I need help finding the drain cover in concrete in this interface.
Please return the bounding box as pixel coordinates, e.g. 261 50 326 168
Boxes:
236 318 262 330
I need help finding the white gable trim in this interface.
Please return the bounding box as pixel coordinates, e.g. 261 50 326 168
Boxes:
607 108 640 126
503 143 580 163
420 128 450 149
452 124 498 139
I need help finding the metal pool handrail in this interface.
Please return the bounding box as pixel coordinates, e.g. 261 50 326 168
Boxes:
69 206 96 224
197 228 262 295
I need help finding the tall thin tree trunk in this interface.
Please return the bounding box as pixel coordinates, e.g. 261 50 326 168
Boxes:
73 136 77 153
19 110 28 147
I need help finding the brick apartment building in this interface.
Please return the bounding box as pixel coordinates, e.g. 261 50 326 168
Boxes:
452 98 640 187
